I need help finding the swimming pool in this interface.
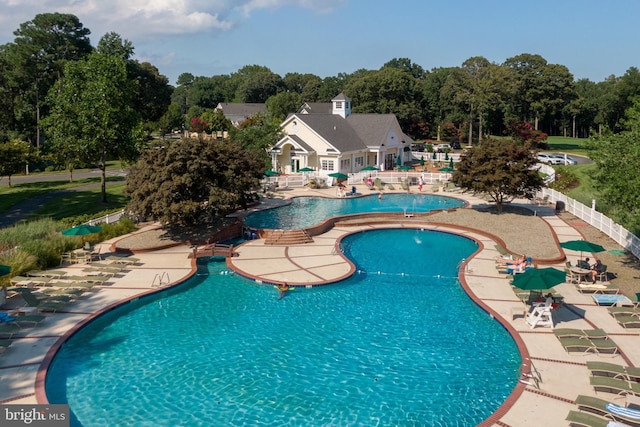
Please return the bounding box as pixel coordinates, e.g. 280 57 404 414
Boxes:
243 193 465 229
45 229 519 426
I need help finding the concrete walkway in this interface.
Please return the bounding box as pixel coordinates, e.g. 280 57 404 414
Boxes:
1 187 638 427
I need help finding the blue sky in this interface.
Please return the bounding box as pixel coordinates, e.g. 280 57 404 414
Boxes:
0 0 638 86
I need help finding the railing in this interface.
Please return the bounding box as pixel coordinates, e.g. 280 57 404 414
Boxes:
152 272 170 287
539 187 640 259
84 209 125 226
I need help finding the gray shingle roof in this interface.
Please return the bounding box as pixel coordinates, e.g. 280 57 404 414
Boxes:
297 102 332 114
295 114 366 153
346 114 400 147
215 103 266 116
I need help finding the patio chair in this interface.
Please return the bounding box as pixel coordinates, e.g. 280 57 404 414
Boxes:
592 294 633 306
576 283 620 294
10 314 46 328
554 328 608 340
63 275 110 285
605 402 640 425
49 281 96 290
565 410 610 427
615 315 640 329
105 256 140 265
0 323 20 339
590 376 640 396
587 361 632 381
525 304 553 329
20 289 68 313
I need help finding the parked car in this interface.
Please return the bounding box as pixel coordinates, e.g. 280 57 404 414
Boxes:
552 153 577 165
536 153 564 165
450 141 461 150
435 143 450 153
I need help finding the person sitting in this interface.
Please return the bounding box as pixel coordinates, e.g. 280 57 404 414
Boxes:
589 259 605 283
577 258 590 269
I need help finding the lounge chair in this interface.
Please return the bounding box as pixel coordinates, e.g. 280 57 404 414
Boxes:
590 376 640 396
9 276 51 286
575 394 612 416
20 289 68 313
587 361 632 381
577 283 621 294
0 323 20 338
592 295 633 306
526 303 553 329
11 314 46 328
49 281 96 291
559 337 619 355
615 315 640 328
62 275 110 285
41 288 86 297
26 270 67 278
554 328 608 340
575 395 640 425
565 410 610 427
105 256 140 265
608 307 640 317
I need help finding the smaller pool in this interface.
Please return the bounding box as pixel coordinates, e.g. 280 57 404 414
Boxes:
244 193 465 230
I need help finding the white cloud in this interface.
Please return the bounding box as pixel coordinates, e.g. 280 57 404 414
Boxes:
0 0 345 42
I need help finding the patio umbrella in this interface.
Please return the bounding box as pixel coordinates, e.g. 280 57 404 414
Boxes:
512 267 566 291
398 165 411 171
0 264 11 277
361 165 379 171
396 155 402 167
61 224 103 236
328 172 348 180
445 152 449 161
560 240 605 261
449 158 454 169
264 170 280 176
298 167 314 172
420 156 425 166
432 151 437 160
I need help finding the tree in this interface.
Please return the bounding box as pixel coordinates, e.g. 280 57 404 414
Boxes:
96 32 134 60
588 99 640 233
266 92 303 121
157 102 185 138
453 138 543 213
3 13 92 146
0 139 35 187
44 52 142 202
229 113 282 161
125 139 263 226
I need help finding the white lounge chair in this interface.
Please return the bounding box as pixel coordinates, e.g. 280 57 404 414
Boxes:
526 303 554 329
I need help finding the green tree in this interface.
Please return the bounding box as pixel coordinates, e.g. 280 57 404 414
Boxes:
44 52 142 203
0 139 35 187
229 113 281 167
3 13 92 146
201 109 232 134
453 138 543 213
266 92 303 121
96 32 134 60
588 99 640 233
157 102 185 138
124 139 263 226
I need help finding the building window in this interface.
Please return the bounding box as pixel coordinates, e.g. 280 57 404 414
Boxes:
340 159 351 170
321 159 334 171
355 156 364 168
345 102 350 109
335 101 342 109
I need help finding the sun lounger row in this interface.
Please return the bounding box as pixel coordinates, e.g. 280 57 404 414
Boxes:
554 328 608 340
587 361 640 383
574 394 640 425
558 336 619 355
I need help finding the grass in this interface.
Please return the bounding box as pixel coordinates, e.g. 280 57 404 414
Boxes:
545 136 590 156
32 182 129 221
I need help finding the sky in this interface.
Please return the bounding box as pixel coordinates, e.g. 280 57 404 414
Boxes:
1 0 639 86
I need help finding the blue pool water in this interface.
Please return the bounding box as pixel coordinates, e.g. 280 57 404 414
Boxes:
46 229 519 426
243 194 465 229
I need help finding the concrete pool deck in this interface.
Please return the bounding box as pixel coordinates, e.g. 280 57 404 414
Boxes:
1 186 638 427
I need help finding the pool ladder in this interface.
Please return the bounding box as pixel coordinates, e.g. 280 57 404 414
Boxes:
152 272 170 287
518 358 542 388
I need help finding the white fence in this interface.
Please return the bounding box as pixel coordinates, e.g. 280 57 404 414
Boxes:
84 209 125 226
539 188 640 259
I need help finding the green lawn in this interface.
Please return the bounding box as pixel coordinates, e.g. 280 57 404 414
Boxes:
545 136 590 156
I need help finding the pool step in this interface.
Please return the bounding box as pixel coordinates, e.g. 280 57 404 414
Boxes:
263 229 314 245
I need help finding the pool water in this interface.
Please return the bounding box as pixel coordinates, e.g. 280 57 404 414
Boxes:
243 194 465 229
46 229 519 426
